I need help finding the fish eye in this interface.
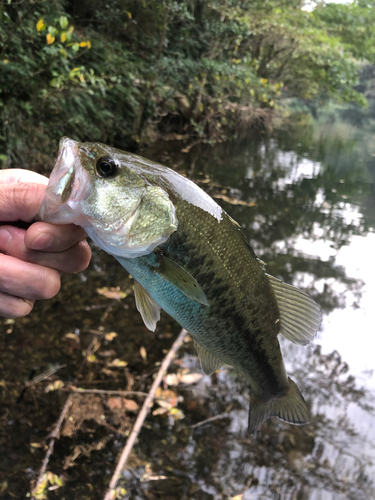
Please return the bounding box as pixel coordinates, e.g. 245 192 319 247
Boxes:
96 157 118 178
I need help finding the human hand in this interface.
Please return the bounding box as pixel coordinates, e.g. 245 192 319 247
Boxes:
0 169 91 319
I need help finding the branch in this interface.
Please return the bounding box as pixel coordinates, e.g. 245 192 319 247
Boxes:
31 338 97 498
103 328 188 500
61 388 149 397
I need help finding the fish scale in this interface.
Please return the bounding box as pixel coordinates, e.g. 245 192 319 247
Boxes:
121 199 289 400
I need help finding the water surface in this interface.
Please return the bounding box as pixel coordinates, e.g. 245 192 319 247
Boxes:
1 122 374 499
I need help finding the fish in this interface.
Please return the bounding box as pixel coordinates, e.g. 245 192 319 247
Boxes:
39 137 321 434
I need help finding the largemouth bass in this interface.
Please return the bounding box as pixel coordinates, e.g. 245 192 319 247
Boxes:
39 137 321 434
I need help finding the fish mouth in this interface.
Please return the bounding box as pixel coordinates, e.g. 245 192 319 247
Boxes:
38 138 92 224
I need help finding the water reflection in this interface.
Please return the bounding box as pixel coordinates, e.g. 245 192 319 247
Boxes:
1 123 375 499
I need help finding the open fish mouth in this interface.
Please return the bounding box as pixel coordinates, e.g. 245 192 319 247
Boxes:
38 138 93 224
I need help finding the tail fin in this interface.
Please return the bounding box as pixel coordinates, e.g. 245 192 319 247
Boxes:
248 377 310 434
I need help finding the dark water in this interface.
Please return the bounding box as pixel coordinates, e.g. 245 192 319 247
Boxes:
1 122 375 499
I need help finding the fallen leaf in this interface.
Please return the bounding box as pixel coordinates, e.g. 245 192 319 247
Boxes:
153 407 169 416
156 399 172 409
107 397 139 412
107 397 122 410
45 380 64 393
178 373 203 385
99 350 117 357
140 346 147 360
155 388 177 400
115 487 127 496
30 442 43 448
163 373 179 386
105 332 118 341
168 407 184 420
143 475 167 481
108 358 128 368
213 194 256 207
123 399 139 411
64 333 80 343
96 287 128 300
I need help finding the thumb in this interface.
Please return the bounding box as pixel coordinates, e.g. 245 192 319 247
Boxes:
0 182 48 222
0 169 48 185
0 169 49 222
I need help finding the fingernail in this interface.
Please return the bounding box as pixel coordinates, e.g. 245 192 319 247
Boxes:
0 228 12 250
30 230 54 250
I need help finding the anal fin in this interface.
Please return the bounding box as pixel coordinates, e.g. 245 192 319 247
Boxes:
194 341 224 375
248 377 310 434
134 280 161 332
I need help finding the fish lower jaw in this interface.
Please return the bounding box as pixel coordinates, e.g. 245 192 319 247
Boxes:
83 225 148 258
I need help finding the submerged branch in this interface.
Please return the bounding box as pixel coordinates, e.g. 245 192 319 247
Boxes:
103 328 187 500
61 387 149 397
31 338 97 498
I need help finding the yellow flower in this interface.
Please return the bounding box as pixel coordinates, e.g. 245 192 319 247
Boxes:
60 32 67 43
3 59 9 64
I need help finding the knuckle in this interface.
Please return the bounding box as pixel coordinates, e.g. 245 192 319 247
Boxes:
61 241 91 274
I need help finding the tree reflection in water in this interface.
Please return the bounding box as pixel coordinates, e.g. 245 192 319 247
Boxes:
0 123 374 499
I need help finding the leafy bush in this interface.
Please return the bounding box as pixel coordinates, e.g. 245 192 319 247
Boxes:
1 0 375 168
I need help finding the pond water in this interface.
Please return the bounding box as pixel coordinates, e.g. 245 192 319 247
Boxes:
1 121 375 500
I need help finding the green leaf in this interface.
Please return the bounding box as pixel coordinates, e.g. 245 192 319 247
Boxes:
48 26 57 37
59 16 69 30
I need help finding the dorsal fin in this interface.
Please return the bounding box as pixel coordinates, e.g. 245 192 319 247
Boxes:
228 215 241 227
266 274 321 346
228 215 266 271
134 280 161 331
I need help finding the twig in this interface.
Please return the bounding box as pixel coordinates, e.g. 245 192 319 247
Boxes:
33 395 73 488
31 339 96 498
103 328 187 500
188 411 229 429
61 388 148 397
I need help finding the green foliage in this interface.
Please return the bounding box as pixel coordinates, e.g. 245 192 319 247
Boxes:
1 0 375 167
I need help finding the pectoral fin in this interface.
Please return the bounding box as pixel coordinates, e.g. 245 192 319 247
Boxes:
134 280 161 332
194 341 224 375
266 274 321 346
156 254 209 306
